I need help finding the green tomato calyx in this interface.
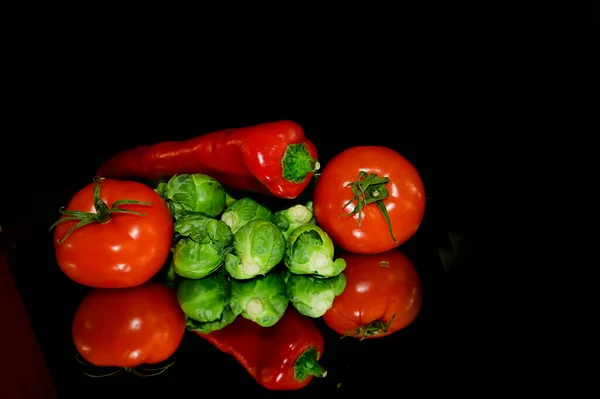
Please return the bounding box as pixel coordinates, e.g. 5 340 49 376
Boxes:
50 177 152 245
342 313 397 341
339 170 397 242
75 353 176 378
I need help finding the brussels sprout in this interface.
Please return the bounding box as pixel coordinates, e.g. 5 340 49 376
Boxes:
156 173 226 218
225 192 237 208
230 272 289 327
165 261 177 290
177 273 236 333
224 219 286 280
305 201 313 212
284 270 346 318
305 201 316 223
172 213 233 279
220 197 273 234
186 307 237 334
272 203 314 240
284 224 346 277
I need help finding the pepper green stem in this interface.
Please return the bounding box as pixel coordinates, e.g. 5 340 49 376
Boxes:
50 177 153 244
293 347 327 382
281 143 320 183
339 170 397 242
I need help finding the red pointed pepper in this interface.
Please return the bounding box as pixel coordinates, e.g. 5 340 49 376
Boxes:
96 120 320 199
195 308 327 390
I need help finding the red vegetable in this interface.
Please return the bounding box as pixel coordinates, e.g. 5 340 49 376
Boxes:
96 120 320 199
50 178 173 288
323 249 422 339
196 308 327 390
313 145 426 254
72 282 186 368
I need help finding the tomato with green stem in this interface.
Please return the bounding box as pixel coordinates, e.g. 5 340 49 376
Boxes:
322 249 422 339
72 282 186 374
50 177 173 288
313 146 425 254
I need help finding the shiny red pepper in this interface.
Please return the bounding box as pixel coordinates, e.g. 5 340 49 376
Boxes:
96 120 320 199
195 308 327 390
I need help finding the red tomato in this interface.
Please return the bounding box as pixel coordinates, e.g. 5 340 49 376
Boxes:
322 250 422 339
72 282 186 367
52 178 173 288
313 146 425 254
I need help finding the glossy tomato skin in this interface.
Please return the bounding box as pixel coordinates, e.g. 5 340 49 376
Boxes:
53 179 173 288
72 282 186 367
322 250 422 339
313 146 425 254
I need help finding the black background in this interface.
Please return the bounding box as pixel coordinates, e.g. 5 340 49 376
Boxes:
1 75 484 398
2 8 594 394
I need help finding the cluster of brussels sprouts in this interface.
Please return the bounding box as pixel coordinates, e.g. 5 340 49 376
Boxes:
155 173 347 332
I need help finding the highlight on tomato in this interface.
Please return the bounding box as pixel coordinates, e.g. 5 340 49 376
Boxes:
312 146 426 254
72 282 186 375
50 177 174 288
322 249 422 339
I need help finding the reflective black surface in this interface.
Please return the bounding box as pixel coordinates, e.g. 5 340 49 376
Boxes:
2 91 478 397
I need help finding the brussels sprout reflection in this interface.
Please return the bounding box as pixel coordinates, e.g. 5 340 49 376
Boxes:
177 272 236 333
230 272 289 327
284 270 346 318
156 173 226 218
221 197 273 234
172 213 233 279
225 219 285 280
284 224 346 278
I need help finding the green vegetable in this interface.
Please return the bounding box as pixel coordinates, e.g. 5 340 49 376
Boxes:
272 203 314 240
156 173 226 218
305 201 316 223
172 213 233 279
165 261 177 290
221 197 273 234
225 192 236 208
224 219 286 280
284 270 346 318
177 273 237 333
305 201 313 212
230 272 289 327
284 224 346 277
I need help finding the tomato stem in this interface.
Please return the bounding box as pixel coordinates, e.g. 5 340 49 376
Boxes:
342 314 397 341
75 353 123 378
338 171 397 242
127 357 177 377
49 177 153 245
75 353 176 378
84 369 122 378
